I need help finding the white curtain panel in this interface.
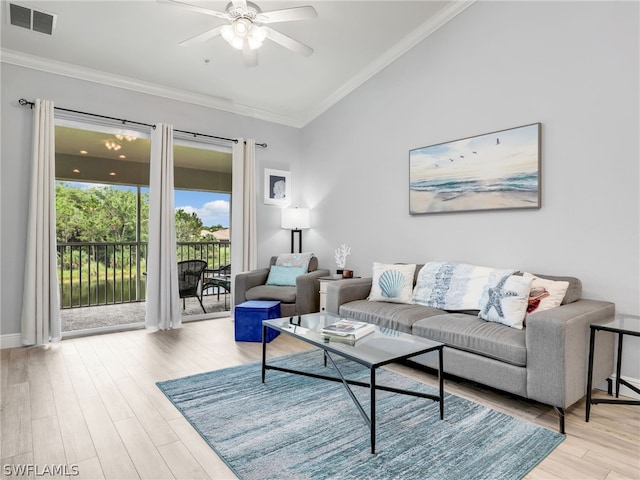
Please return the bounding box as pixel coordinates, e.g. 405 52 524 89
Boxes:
145 123 181 330
21 99 61 345
243 139 258 272
230 139 258 312
230 138 258 274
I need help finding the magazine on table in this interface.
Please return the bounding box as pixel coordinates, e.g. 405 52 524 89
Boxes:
320 318 375 341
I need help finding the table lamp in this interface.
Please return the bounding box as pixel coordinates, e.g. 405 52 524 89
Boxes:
281 207 310 253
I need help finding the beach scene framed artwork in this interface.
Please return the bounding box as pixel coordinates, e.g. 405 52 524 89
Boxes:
409 123 541 214
264 168 291 205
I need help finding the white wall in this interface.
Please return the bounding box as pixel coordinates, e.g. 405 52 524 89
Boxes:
0 63 302 341
2 1 639 387
301 2 639 379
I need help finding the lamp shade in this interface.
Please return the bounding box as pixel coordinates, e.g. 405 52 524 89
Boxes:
281 207 310 230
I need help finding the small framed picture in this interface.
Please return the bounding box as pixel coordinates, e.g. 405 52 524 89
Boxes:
264 169 291 205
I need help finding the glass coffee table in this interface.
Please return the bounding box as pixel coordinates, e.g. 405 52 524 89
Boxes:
262 313 444 454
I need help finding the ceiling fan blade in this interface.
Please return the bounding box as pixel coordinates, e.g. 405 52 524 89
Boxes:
179 25 224 47
232 0 248 10
162 0 229 20
265 27 313 57
258 6 317 24
242 42 258 67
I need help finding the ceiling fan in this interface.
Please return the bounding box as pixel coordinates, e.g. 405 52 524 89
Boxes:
163 0 317 67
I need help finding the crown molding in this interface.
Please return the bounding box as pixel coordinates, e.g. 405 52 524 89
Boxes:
302 0 475 127
0 48 304 128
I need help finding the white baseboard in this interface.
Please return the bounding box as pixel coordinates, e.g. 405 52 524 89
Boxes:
611 374 640 400
0 333 22 349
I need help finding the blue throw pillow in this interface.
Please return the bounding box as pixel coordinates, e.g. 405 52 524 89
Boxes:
266 265 307 286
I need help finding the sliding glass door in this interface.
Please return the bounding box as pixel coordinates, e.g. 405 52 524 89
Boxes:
55 121 232 335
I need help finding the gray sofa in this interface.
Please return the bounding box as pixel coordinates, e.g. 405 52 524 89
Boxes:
325 266 615 433
235 256 330 317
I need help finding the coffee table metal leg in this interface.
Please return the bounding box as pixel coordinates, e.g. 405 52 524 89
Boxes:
261 324 267 383
371 367 376 454
615 332 623 398
586 327 596 422
439 347 444 420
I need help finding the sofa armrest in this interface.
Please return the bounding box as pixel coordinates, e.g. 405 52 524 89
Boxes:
295 269 330 315
526 299 615 409
234 268 269 307
325 278 373 315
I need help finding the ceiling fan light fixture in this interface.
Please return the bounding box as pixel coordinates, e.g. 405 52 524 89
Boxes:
223 18 266 50
221 24 243 49
247 25 266 49
221 24 234 42
233 18 251 37
247 37 262 50
250 25 266 42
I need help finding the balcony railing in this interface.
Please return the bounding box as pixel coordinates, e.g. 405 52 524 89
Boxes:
57 240 230 309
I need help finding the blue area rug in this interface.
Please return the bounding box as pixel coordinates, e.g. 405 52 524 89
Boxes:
157 350 564 480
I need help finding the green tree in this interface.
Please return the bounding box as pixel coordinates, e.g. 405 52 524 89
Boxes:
175 209 204 242
56 183 88 242
94 187 139 242
56 183 149 243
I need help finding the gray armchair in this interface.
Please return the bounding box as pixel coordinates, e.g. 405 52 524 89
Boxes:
234 256 330 316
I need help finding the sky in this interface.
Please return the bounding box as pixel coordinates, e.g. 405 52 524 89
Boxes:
61 182 230 228
175 189 230 228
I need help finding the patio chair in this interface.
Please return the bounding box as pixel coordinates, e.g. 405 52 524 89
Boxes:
178 260 208 314
203 264 232 308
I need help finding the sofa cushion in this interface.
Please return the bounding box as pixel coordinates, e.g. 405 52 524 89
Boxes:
413 262 516 311
339 300 446 333
246 285 296 303
412 313 527 367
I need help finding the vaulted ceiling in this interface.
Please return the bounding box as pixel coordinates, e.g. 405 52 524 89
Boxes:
1 1 472 127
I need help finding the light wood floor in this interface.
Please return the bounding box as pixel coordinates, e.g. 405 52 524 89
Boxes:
1 317 638 479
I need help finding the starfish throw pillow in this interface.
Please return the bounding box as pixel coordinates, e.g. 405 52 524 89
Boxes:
478 273 533 329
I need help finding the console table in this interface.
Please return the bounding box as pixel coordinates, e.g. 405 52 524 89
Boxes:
586 314 640 422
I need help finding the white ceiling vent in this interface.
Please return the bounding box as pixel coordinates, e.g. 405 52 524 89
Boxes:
8 3 57 35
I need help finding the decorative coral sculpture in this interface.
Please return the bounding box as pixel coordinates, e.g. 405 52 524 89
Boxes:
334 244 352 270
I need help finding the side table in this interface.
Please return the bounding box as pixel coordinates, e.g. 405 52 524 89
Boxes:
586 314 640 422
318 275 360 312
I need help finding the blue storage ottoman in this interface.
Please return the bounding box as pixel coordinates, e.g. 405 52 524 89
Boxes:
234 300 281 342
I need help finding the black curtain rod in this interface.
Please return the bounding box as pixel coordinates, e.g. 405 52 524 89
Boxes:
18 98 267 148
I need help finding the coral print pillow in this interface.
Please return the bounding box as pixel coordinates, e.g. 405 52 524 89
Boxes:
478 273 533 329
368 263 416 304
523 272 570 314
